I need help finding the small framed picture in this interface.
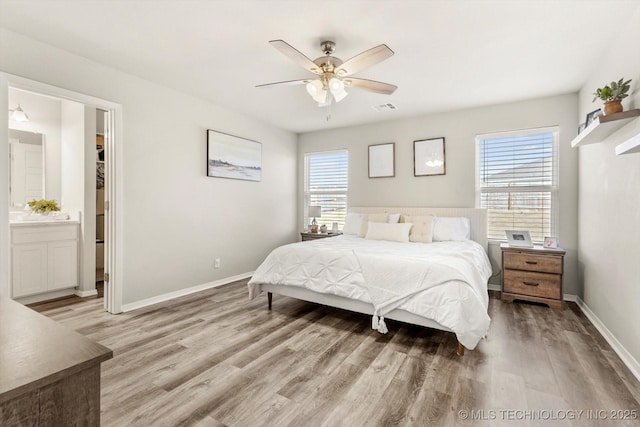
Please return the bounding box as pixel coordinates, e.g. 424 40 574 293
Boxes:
585 109 602 127
543 236 559 249
577 122 586 135
505 230 533 248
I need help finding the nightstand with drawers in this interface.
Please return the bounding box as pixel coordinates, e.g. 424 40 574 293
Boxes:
300 232 341 242
500 243 566 309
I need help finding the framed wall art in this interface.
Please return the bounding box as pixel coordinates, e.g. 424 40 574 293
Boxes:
414 137 445 176
368 142 395 178
207 130 262 182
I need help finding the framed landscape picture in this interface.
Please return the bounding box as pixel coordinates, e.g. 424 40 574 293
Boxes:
207 130 262 182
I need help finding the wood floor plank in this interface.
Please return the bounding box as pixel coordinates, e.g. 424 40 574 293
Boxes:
319 345 407 426
29 279 640 427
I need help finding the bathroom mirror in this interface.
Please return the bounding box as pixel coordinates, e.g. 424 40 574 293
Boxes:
9 129 45 208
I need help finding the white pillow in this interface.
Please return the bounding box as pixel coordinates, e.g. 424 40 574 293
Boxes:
343 213 365 235
387 213 401 223
403 215 435 243
365 222 413 243
432 217 471 241
362 213 388 236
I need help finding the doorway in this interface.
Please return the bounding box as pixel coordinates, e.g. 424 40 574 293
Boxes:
1 73 123 313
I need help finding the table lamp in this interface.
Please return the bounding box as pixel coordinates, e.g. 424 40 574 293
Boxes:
309 205 321 233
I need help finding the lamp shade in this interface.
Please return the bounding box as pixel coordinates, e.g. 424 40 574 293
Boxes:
10 104 29 122
308 205 322 218
306 80 327 104
329 78 348 103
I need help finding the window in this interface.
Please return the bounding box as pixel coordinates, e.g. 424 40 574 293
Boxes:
476 128 558 242
304 150 349 229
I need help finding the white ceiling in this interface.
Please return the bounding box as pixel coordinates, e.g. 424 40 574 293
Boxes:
1 0 638 134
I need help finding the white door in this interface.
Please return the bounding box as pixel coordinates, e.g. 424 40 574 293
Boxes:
12 243 48 297
10 140 43 206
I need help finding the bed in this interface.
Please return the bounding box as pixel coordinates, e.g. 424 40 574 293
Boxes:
248 207 491 355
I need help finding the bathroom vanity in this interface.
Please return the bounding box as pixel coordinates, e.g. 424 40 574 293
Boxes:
10 218 80 303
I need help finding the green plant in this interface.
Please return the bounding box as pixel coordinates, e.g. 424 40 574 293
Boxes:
592 78 632 102
28 199 61 214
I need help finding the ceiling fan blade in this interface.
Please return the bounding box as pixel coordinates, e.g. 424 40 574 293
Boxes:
256 79 312 88
335 44 394 76
343 78 397 95
269 40 321 75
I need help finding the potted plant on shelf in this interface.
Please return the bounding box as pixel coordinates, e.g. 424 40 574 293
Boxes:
592 78 632 115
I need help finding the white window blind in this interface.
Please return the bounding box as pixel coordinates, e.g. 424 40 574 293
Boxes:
304 150 349 229
476 129 558 242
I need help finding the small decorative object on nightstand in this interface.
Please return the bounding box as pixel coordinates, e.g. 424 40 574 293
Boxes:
308 205 321 233
501 243 566 309
300 232 341 242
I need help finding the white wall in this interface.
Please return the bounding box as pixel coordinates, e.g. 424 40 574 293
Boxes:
0 28 298 305
8 88 62 203
299 94 579 293
577 6 640 367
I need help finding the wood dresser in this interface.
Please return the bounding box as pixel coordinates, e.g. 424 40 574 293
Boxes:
300 232 342 241
0 297 113 426
500 243 566 309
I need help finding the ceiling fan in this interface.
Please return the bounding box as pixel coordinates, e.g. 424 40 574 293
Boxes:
257 40 397 107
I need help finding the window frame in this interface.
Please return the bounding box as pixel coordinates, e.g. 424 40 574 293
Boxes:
475 126 559 244
303 149 349 229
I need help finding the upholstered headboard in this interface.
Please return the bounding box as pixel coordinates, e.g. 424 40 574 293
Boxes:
348 207 488 251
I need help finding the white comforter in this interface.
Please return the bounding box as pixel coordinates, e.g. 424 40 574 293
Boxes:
248 235 492 349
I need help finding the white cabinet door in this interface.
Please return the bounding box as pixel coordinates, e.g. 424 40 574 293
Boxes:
48 241 78 291
12 243 48 297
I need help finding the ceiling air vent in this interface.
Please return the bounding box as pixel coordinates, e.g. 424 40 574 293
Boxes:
372 103 398 112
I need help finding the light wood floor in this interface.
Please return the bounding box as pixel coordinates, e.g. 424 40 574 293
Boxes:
35 280 640 427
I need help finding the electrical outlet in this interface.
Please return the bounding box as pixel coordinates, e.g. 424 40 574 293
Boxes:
214 258 221 269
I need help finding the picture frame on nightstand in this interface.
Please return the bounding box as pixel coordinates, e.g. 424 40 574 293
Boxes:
505 230 533 248
543 236 559 249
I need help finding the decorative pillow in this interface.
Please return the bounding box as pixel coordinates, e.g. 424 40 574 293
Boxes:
343 213 365 235
365 222 413 243
432 217 471 241
403 215 435 243
387 213 401 223
360 213 388 237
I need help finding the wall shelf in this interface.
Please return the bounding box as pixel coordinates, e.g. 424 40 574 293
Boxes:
615 134 640 155
571 109 640 148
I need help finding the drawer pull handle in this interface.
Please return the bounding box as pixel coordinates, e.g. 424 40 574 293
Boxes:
525 261 538 265
523 281 539 287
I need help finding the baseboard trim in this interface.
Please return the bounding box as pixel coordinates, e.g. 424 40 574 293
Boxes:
489 284 578 303
16 288 76 305
575 296 640 383
75 289 98 297
121 272 254 313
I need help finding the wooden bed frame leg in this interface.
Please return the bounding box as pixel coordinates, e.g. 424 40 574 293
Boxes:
267 292 272 310
457 342 465 357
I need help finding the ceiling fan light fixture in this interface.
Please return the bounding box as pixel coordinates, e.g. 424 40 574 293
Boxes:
10 104 29 122
306 79 328 104
329 78 348 103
